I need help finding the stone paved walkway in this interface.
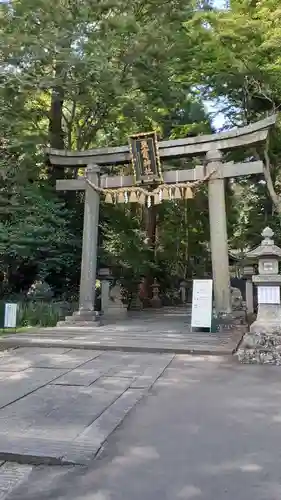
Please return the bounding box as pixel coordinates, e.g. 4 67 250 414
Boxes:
0 309 244 355
2 354 281 499
0 347 173 467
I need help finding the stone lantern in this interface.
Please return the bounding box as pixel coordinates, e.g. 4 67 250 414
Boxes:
179 279 187 304
97 267 112 315
242 260 255 315
151 279 162 308
238 227 281 364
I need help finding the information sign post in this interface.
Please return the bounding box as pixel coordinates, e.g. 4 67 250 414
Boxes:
4 303 18 330
191 280 213 331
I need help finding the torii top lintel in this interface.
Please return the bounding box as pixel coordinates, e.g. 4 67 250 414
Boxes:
47 114 277 168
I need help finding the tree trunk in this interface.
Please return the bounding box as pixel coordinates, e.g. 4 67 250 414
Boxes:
255 142 281 214
47 64 65 185
142 204 157 302
263 149 281 214
49 86 64 150
184 203 189 279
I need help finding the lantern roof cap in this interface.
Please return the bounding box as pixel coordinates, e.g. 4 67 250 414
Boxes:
246 227 281 259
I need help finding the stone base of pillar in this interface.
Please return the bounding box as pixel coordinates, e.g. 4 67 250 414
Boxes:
250 304 281 334
237 305 281 364
57 308 101 327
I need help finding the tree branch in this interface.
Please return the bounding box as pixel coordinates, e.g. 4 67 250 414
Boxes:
255 138 281 214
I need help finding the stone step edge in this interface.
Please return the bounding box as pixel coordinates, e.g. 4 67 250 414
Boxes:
0 439 88 467
0 337 242 356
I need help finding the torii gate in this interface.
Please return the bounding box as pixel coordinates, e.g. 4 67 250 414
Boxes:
47 114 277 324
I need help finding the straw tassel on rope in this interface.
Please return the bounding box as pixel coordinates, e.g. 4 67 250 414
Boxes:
185 186 193 199
85 168 216 206
174 186 182 199
129 191 138 203
105 192 113 204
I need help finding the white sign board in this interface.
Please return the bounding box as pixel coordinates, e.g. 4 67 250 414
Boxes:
4 303 18 328
258 286 280 305
191 279 213 329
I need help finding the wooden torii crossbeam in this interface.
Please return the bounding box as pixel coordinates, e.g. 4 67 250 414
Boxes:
47 115 277 325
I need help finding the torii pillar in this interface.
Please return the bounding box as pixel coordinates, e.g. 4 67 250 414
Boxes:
78 165 100 318
206 150 231 313
58 165 101 325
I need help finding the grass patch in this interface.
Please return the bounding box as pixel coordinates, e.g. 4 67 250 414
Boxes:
0 300 77 328
17 302 61 327
0 326 38 335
